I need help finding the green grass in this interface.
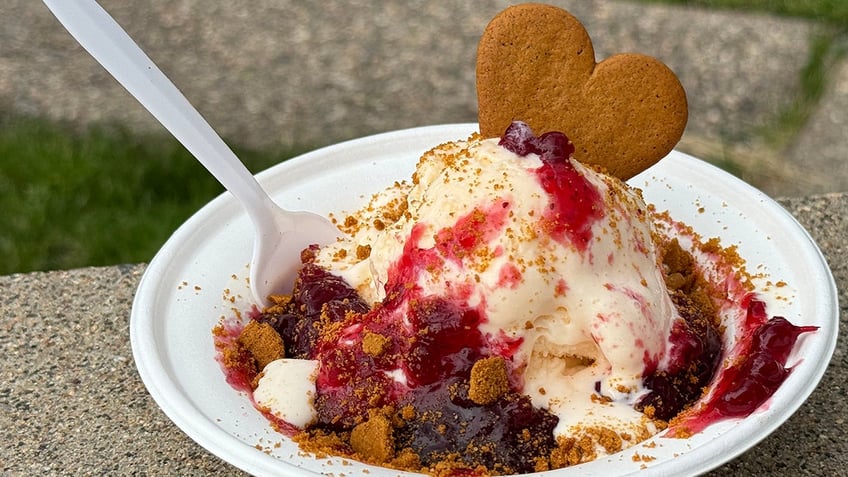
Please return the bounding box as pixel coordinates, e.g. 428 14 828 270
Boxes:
654 2 848 156
650 1 848 140
0 114 302 274
763 30 846 149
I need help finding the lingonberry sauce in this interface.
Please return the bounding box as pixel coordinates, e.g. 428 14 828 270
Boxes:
637 292 723 420
257 262 370 359
668 296 818 434
713 316 817 415
396 380 559 474
500 121 603 249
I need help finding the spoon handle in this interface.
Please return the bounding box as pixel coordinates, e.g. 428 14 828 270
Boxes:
42 0 272 215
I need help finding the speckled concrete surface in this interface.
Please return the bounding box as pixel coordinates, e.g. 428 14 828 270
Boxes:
1 193 845 476
787 60 848 196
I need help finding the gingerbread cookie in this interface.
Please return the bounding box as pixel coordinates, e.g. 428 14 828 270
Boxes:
476 3 687 180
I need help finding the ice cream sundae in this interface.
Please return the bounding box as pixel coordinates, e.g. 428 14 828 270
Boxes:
213 4 817 475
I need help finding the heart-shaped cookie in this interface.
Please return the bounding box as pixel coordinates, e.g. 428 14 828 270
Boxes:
476 3 688 180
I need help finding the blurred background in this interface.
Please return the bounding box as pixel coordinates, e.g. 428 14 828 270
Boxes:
1 0 846 275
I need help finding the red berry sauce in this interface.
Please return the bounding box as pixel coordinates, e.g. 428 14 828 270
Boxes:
636 292 723 421
212 314 302 436
668 295 817 435
499 121 603 249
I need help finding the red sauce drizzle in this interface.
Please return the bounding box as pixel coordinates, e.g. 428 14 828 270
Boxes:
499 121 603 249
671 295 818 434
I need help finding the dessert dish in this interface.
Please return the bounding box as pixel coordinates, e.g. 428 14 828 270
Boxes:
129 122 834 477
213 125 814 475
211 4 817 476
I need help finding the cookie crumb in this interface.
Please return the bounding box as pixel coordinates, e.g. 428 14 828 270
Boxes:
356 244 372 260
400 404 416 420
238 320 285 369
350 413 395 463
632 452 656 462
468 356 509 405
362 331 391 357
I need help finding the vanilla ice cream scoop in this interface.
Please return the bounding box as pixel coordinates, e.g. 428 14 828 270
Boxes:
315 122 677 436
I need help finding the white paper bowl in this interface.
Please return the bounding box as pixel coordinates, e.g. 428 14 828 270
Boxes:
131 124 837 477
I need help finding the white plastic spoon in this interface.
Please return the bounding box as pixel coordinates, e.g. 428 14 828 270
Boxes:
42 0 340 305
